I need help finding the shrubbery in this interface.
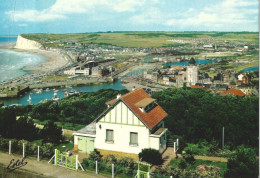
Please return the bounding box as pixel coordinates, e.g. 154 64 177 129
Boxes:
225 145 259 178
138 148 163 165
153 165 221 178
0 136 55 158
182 149 195 164
82 153 137 177
88 149 102 161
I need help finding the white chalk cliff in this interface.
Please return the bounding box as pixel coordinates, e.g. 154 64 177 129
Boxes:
15 35 44 50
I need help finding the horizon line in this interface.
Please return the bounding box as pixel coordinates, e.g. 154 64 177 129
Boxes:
1 30 259 36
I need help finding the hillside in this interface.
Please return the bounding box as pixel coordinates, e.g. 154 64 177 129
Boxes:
21 32 259 48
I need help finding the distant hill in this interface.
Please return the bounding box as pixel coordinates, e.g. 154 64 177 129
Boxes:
21 32 259 48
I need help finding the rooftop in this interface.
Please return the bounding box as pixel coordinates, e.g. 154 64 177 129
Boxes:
102 88 168 130
221 88 246 96
135 98 156 108
152 128 168 136
76 122 96 135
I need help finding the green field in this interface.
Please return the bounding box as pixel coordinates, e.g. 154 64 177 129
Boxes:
21 32 259 48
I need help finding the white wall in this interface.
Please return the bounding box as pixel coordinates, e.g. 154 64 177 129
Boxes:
149 136 159 150
96 101 150 154
95 122 150 154
74 135 78 145
187 66 198 85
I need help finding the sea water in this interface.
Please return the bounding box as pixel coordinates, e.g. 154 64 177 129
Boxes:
0 36 17 46
0 36 46 82
165 59 218 66
0 69 145 106
243 66 259 73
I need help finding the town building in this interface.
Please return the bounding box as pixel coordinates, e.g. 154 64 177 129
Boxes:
237 73 251 85
186 57 198 86
220 88 246 96
64 66 91 75
73 88 168 158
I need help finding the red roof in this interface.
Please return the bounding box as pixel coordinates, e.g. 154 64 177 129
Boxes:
221 88 246 96
104 88 168 130
191 85 204 89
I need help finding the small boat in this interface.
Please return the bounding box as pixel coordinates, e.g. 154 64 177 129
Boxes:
45 88 50 91
64 91 69 97
36 89 42 94
53 98 59 101
27 95 31 102
53 92 59 101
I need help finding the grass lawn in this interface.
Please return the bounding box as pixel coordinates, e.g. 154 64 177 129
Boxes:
34 119 85 131
54 121 85 131
184 143 209 156
169 158 227 177
41 75 69 82
55 142 74 152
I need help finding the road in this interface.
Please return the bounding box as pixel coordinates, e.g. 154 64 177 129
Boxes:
0 152 107 178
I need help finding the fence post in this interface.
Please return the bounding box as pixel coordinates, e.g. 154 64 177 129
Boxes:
147 172 149 178
9 140 11 155
23 143 25 158
170 176 173 178
37 146 40 161
174 142 176 153
176 139 179 148
112 163 114 178
76 154 79 170
96 160 98 174
54 149 57 165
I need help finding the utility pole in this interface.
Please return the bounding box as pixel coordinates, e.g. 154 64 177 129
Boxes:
222 127 224 149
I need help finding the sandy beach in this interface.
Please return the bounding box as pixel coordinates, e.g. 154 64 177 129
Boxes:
1 45 71 74
22 49 71 73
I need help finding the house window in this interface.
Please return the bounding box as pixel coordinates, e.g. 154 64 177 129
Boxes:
106 129 114 143
130 132 138 146
144 102 154 112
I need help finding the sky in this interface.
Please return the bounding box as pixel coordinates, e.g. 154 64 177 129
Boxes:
0 0 258 35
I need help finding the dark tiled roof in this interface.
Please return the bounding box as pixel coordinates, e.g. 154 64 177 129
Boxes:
76 122 96 135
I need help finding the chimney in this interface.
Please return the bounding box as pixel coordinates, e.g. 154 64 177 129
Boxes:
117 94 121 99
132 86 136 91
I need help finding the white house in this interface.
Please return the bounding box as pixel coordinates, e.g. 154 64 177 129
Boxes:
73 88 168 157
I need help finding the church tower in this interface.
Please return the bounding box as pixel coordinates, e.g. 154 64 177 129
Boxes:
186 57 198 86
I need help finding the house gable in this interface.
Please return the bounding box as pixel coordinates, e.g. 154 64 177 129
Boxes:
96 88 168 130
98 101 145 127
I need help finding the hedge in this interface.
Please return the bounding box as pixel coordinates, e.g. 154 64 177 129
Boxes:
0 136 55 158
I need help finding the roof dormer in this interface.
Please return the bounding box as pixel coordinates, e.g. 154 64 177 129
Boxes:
135 98 156 113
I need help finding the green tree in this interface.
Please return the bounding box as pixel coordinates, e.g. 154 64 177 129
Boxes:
225 145 259 178
40 121 62 143
152 88 258 148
